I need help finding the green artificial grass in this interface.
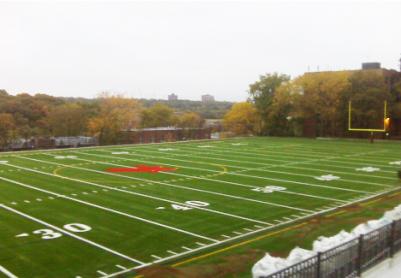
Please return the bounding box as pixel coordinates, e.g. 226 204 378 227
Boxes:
0 137 400 277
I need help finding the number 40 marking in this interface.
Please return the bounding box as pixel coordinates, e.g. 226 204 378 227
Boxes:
171 200 209 211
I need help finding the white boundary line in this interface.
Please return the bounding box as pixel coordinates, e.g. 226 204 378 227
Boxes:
0 265 18 278
0 203 145 265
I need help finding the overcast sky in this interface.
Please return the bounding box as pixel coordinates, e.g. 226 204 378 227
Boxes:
0 1 400 101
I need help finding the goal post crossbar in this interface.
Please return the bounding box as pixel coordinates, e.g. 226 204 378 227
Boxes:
348 101 387 132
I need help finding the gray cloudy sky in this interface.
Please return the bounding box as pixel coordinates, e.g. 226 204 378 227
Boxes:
0 1 400 101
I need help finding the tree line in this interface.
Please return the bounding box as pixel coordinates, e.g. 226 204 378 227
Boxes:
224 69 401 137
0 91 211 147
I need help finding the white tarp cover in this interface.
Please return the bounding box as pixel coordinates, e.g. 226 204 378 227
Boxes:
252 204 401 278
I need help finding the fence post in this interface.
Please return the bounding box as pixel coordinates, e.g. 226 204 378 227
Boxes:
390 221 396 258
316 252 322 278
357 235 364 277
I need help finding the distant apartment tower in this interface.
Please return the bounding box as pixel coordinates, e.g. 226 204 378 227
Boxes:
362 62 381 70
168 93 178 101
201 94 215 102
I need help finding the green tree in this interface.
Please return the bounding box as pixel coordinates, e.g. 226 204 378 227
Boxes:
345 70 390 132
177 112 204 128
223 102 260 135
249 73 290 134
47 103 88 136
0 113 17 149
88 94 142 145
141 103 176 128
295 71 351 137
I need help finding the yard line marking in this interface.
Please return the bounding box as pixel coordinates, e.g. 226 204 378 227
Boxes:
62 154 323 212
182 246 192 251
188 148 396 184
151 255 162 260
97 148 372 194
167 250 177 255
179 143 396 170
10 161 272 226
25 155 311 214
0 265 18 278
79 154 370 195
233 231 242 235
80 151 349 202
115 265 127 270
97 270 108 276
0 175 218 243
196 242 206 246
243 228 253 232
129 144 396 180
0 203 145 265
221 235 230 238
258 146 398 166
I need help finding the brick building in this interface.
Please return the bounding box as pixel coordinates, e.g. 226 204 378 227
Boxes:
118 127 211 144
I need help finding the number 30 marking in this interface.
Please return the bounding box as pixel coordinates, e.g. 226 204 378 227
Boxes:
32 223 92 240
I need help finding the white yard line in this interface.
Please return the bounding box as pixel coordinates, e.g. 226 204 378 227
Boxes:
6 160 273 225
80 151 348 202
0 203 145 265
139 146 397 179
160 143 394 169
103 147 378 193
115 265 127 270
0 265 18 278
179 145 398 170
277 164 395 180
177 146 396 167
155 146 394 178
0 174 218 243
25 155 313 214
116 145 397 176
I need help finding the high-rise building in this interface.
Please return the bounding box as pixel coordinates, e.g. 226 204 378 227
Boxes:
168 93 178 101
201 94 215 102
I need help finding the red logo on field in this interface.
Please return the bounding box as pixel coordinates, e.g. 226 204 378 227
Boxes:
106 165 177 174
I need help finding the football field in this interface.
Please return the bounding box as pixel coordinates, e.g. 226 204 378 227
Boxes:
0 137 400 278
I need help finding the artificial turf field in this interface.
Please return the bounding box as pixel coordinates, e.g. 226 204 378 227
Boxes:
0 137 400 278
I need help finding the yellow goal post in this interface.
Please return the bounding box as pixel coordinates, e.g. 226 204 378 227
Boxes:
348 101 389 132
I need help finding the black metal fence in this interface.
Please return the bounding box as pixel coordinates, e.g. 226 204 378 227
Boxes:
262 219 401 278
